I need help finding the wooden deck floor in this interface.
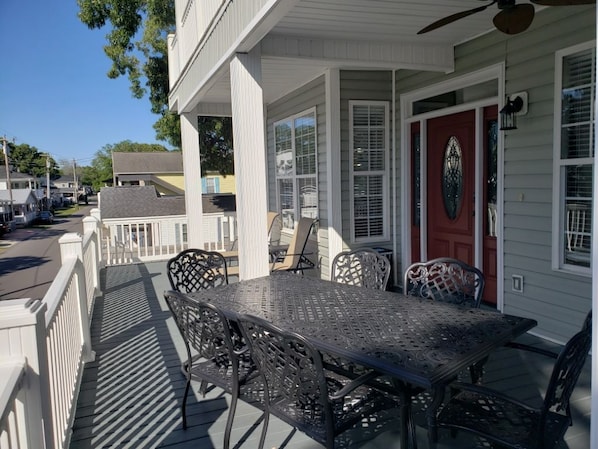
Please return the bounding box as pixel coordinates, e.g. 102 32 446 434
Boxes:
69 262 591 449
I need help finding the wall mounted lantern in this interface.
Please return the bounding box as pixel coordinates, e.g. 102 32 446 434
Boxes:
500 92 528 130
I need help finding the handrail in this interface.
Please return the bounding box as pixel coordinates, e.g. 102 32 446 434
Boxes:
0 358 27 435
0 216 100 449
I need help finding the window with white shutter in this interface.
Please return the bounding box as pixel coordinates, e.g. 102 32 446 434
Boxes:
553 43 595 272
274 109 318 231
350 101 389 242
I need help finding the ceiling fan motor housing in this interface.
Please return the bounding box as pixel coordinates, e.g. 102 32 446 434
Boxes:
498 0 518 9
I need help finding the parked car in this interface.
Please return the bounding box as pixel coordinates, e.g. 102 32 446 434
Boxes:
38 211 54 224
0 222 9 236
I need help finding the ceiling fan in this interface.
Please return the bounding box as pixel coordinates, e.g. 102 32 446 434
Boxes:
418 0 596 35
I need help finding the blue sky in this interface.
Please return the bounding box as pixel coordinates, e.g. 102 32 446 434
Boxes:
0 1 169 168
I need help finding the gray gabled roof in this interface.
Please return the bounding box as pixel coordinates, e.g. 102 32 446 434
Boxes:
112 152 183 175
99 186 186 219
0 171 36 181
99 186 236 219
0 188 38 204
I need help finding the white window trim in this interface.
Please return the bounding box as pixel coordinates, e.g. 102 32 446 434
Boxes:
349 100 390 243
274 107 318 232
551 40 595 276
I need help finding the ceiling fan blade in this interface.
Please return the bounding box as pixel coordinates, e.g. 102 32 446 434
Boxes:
530 0 595 5
493 4 535 34
417 1 497 34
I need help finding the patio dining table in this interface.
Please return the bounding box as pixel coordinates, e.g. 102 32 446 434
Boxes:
184 271 537 449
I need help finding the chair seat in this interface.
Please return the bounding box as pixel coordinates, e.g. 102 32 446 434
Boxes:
437 384 571 449
189 350 259 394
267 370 400 445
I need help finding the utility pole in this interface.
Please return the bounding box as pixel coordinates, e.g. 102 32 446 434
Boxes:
73 158 78 206
46 154 51 210
2 136 14 222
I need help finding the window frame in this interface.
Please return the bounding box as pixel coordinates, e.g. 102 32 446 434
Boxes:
349 100 390 243
273 107 318 232
552 41 595 275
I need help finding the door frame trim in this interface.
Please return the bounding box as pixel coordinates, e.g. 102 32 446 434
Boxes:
399 63 506 310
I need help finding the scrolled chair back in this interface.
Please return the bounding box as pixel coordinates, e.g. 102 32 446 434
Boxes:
404 257 485 307
167 248 228 293
331 248 390 290
543 310 592 421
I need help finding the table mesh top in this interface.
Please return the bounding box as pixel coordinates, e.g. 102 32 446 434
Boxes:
188 272 536 388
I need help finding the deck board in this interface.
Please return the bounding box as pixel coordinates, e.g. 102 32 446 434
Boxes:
70 262 591 449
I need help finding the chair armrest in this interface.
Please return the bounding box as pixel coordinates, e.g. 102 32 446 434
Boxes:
329 370 383 400
447 382 540 413
504 341 558 359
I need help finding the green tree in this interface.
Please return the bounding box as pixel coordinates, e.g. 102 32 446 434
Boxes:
3 142 59 179
198 117 234 176
79 165 98 189
88 140 170 191
77 0 179 148
77 0 234 174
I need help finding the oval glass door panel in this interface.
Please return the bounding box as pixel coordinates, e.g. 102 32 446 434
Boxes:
442 136 463 220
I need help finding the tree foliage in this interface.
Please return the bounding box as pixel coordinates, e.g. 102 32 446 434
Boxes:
77 0 235 175
2 142 60 179
198 117 234 176
87 140 170 191
77 0 180 148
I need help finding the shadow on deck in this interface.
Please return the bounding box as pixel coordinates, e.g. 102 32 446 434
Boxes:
69 262 591 449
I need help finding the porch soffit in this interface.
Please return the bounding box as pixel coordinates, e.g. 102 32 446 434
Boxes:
185 36 454 114
172 0 504 114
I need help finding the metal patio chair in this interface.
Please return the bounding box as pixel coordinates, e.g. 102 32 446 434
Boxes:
403 257 485 308
163 291 261 449
331 248 391 290
404 257 485 383
237 313 401 449
266 210 282 247
166 248 228 293
270 217 317 273
437 311 592 449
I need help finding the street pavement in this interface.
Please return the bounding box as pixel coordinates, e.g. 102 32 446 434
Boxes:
0 203 95 301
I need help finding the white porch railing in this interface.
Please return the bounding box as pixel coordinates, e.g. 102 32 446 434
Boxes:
0 216 100 449
0 208 238 448
101 212 237 265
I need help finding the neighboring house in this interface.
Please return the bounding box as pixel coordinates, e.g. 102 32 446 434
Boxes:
111 151 236 195
202 171 236 194
112 152 185 196
0 170 37 190
52 175 78 204
53 175 77 189
99 185 236 249
167 2 595 346
0 188 39 226
99 185 186 220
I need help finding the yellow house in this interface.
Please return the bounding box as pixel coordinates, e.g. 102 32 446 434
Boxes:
112 151 235 195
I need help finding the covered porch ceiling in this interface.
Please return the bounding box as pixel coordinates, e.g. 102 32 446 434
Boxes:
193 0 558 109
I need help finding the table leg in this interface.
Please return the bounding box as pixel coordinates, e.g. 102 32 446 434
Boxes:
393 380 417 449
426 386 444 449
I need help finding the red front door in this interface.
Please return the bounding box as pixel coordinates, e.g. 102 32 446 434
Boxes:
427 110 476 265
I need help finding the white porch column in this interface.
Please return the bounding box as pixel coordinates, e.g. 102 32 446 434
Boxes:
180 112 204 249
230 49 269 280
326 68 343 279
591 8 598 447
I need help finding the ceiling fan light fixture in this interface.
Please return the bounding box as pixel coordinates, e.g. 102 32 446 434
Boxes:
416 0 594 35
493 4 535 34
